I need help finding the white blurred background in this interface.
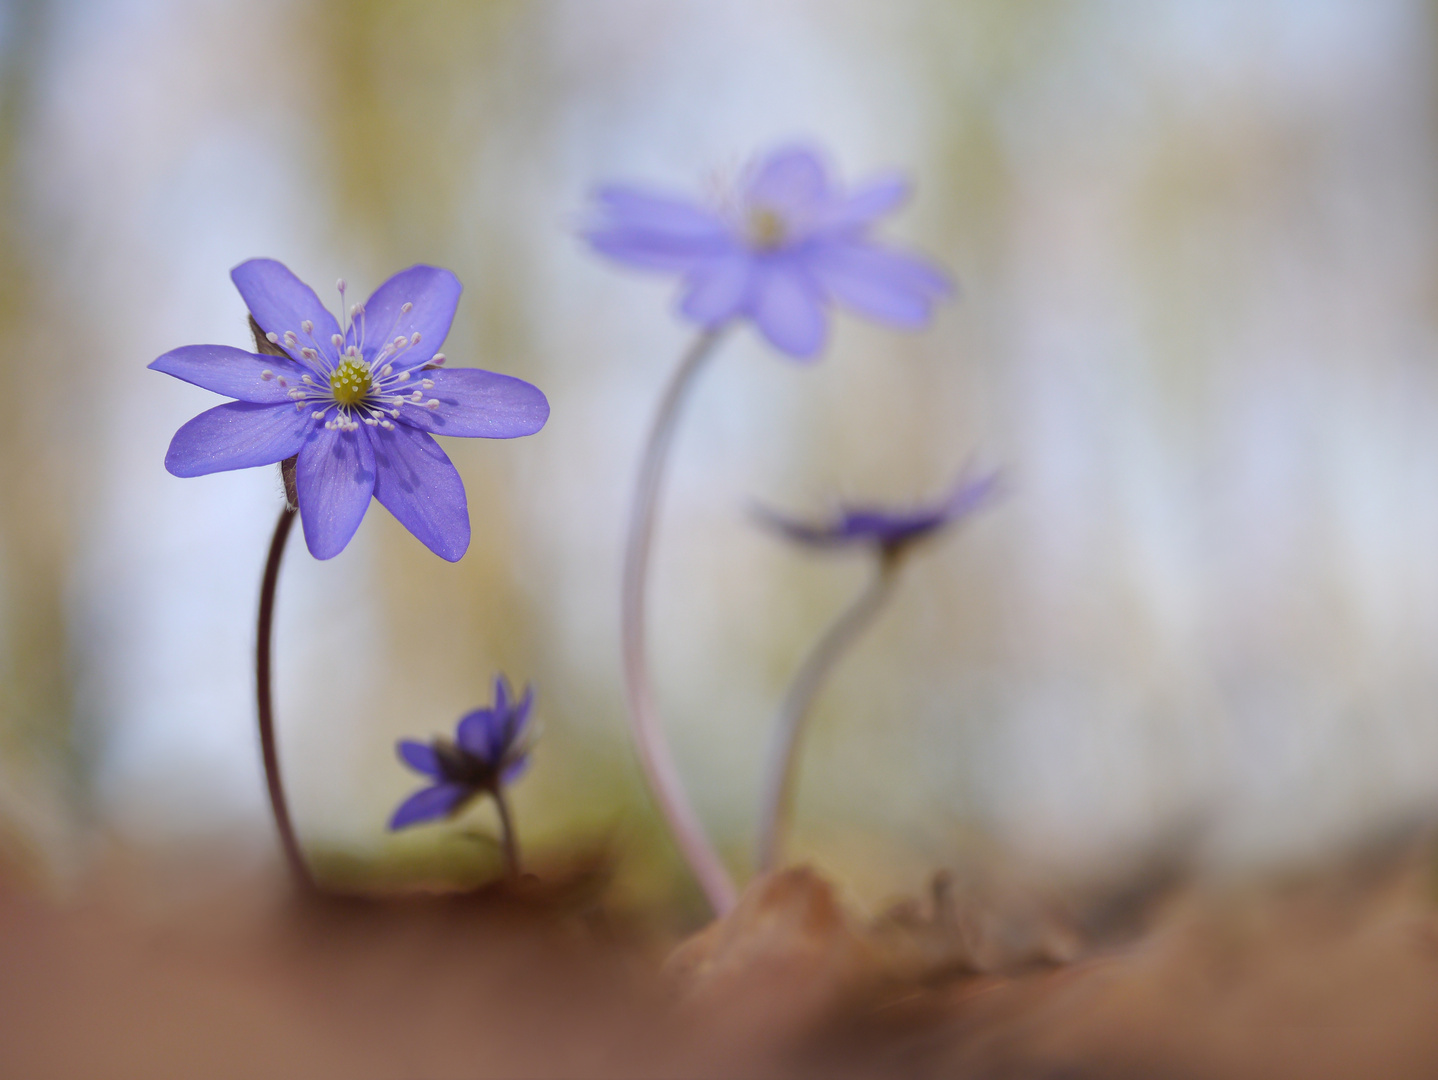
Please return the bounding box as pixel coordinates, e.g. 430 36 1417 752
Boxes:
3 0 1438 907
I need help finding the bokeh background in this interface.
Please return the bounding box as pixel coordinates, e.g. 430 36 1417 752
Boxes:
2 0 1437 913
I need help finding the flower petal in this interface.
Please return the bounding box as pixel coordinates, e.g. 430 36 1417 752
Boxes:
388 782 473 830
809 241 953 328
353 265 461 369
492 676 510 716
398 369 549 439
456 708 500 761
397 740 441 777
585 227 734 273
751 263 828 359
230 259 342 357
592 186 729 238
825 174 910 231
149 344 310 404
370 422 469 561
746 146 830 211
164 401 312 478
501 754 530 786
680 254 752 325
295 424 376 560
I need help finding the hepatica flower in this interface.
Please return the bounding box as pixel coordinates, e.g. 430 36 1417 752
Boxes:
390 677 534 830
756 468 1001 559
150 259 549 561
585 144 954 358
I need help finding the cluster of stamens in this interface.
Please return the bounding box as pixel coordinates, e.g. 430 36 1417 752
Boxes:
256 280 448 433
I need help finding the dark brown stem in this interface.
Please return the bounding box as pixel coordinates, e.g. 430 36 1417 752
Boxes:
257 502 314 891
492 787 520 880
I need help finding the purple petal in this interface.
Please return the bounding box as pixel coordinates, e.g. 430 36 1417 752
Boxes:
680 254 752 325
585 227 734 273
149 345 310 404
492 676 510 716
398 369 549 439
370 422 469 561
809 241 953 328
752 503 846 548
295 424 376 560
388 782 472 830
945 470 1002 520
511 684 534 735
457 708 501 760
825 174 910 231
353 265 460 368
751 264 828 358
397 740 441 777
501 754 530 786
592 186 728 238
230 259 342 354
746 146 830 211
164 401 312 478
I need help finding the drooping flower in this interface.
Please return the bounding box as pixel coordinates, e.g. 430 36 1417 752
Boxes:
584 144 954 359
150 259 550 561
755 467 1001 558
389 676 535 830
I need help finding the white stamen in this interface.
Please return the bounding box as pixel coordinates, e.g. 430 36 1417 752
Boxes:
301 375 314 384
409 390 423 402
380 420 394 429
276 377 288 387
301 347 318 361
381 364 393 376
424 399 439 409
289 389 305 400
409 332 421 345
393 336 407 348
397 371 410 382
283 331 298 345
431 353 446 366
350 304 362 318
260 370 274 380
312 411 325 419
400 302 412 314
421 379 434 389
331 333 343 348
265 332 279 344
336 278 346 293
301 320 313 335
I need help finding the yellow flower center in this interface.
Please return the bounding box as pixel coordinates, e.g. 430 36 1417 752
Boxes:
747 206 787 250
329 356 372 407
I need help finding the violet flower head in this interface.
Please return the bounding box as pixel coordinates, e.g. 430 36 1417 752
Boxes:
150 259 550 561
585 144 954 359
756 468 1001 558
389 676 535 830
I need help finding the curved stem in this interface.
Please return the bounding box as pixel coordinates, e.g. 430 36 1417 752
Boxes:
493 788 520 880
257 503 314 892
621 326 737 916
756 554 900 873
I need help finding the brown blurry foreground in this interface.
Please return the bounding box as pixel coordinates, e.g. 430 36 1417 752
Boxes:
6 838 1438 1079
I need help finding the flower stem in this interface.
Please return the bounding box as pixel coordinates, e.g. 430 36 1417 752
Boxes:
257 503 315 892
621 326 737 916
493 788 520 880
755 553 901 873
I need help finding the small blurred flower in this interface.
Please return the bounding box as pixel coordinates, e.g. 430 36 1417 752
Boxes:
389 677 535 830
585 144 953 358
150 259 550 561
755 468 1001 558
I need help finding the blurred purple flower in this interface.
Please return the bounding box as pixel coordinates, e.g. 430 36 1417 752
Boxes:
585 144 954 358
389 676 535 830
756 468 1001 557
150 259 550 561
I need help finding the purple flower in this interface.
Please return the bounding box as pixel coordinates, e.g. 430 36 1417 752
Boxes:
389 676 535 830
585 144 954 359
150 259 550 561
756 468 1000 557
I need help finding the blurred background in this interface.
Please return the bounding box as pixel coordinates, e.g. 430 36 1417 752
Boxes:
2 0 1437 914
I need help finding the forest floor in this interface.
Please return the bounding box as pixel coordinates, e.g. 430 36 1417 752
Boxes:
4 836 1438 1079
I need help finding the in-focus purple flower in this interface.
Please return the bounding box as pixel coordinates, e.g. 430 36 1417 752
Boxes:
585 144 954 359
756 468 1000 557
389 676 535 830
150 259 550 561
